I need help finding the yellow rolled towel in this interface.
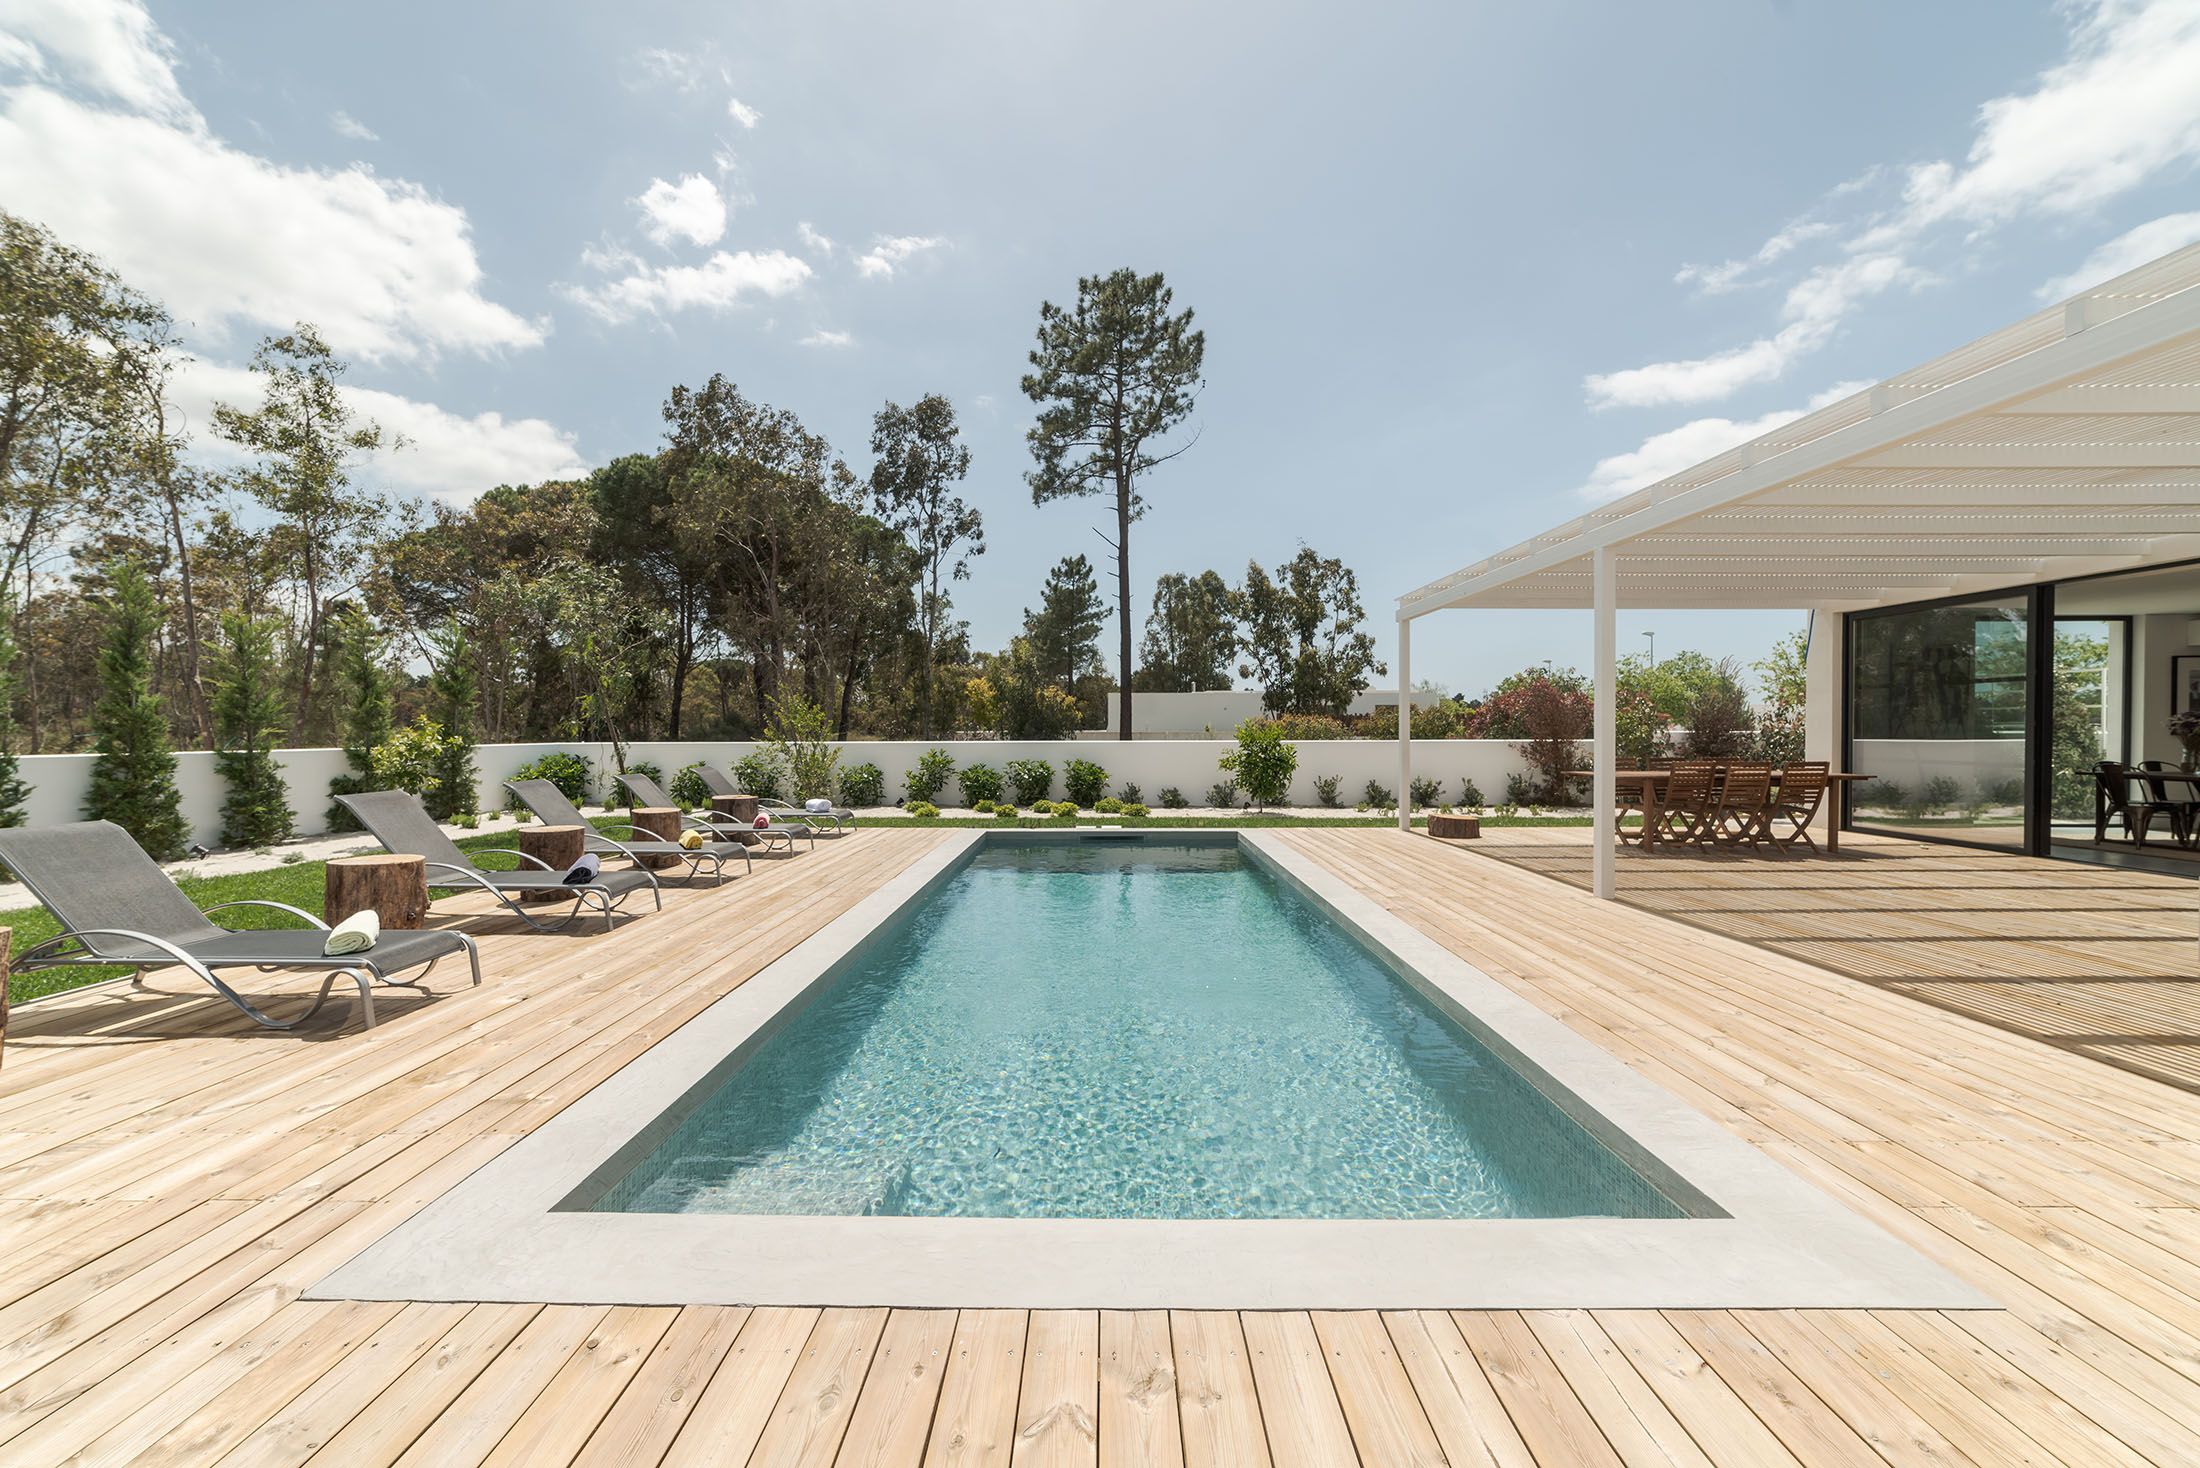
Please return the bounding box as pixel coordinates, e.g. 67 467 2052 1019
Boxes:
323 908 380 956
679 829 705 850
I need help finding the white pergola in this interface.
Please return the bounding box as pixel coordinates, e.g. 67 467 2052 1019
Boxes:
1396 244 2200 897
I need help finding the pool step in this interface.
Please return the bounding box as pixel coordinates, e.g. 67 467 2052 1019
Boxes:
679 1157 913 1216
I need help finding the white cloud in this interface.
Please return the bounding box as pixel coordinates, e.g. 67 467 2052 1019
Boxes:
0 0 191 121
1590 0 2200 408
856 233 944 278
1576 381 1871 502
798 327 851 348
1586 254 1913 408
633 173 726 248
0 2 541 365
560 249 811 324
0 88 545 363
329 109 378 142
630 46 705 93
1675 219 1835 295
797 220 834 255
726 96 760 128
176 361 588 502
2038 210 2200 298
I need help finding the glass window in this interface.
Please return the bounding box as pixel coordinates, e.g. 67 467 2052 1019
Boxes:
1849 596 2028 848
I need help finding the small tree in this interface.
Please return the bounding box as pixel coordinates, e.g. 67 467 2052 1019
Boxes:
425 624 480 820
0 600 30 830
1677 658 1752 758
1752 629 1809 765
763 694 841 803
211 611 294 847
325 605 393 831
1236 547 1385 716
1219 719 1299 811
84 562 189 859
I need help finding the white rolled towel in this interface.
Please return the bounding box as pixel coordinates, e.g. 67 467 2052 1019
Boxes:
564 852 602 884
805 798 832 813
323 909 379 957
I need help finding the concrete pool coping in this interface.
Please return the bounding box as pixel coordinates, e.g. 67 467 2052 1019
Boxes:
310 829 1993 1309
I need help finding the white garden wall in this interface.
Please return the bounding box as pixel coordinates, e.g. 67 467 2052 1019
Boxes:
16 737 1534 848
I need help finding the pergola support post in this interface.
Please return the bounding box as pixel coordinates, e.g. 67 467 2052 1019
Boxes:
1592 546 1617 899
1396 615 1413 832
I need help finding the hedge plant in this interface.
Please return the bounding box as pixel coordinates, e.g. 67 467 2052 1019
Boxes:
670 763 713 808
959 763 1005 808
509 750 593 809
907 747 955 804
1063 758 1108 807
838 762 885 807
1005 757 1053 805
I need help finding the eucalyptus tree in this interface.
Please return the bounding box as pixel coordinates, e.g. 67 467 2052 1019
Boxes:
1236 546 1385 717
1138 570 1238 691
1021 268 1204 739
213 324 399 736
867 394 981 737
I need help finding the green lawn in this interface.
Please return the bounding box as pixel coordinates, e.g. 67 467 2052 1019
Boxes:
2 812 1592 1005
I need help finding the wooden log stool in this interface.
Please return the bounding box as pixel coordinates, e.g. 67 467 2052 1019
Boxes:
710 793 760 829
626 807 685 869
325 854 430 928
1427 812 1481 840
515 824 586 899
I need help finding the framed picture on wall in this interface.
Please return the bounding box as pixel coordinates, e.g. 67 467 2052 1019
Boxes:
2174 655 2200 716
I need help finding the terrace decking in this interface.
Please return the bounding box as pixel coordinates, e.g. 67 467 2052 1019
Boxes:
1 827 2197 1465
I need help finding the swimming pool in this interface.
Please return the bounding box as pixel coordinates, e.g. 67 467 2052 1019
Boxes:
595 840 1682 1220
311 830 1989 1308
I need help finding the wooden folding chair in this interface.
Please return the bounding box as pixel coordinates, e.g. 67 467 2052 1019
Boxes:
1766 761 1829 852
1706 761 1775 848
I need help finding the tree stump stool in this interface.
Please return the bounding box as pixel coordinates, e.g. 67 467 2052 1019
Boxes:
626 807 684 869
1427 812 1481 840
710 793 760 829
515 824 586 898
325 854 430 928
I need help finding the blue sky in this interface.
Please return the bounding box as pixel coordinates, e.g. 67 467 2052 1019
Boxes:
5 1 2200 695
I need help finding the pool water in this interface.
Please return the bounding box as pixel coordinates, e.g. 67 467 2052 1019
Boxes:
595 841 1684 1219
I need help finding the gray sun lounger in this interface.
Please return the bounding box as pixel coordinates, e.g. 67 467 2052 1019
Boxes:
0 820 479 1031
694 763 855 834
504 778 746 884
615 771 810 853
338 790 659 932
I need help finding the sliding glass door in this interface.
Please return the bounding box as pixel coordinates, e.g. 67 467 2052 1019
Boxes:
1847 594 2030 849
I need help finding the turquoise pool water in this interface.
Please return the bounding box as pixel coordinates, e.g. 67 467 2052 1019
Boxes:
595 840 1684 1220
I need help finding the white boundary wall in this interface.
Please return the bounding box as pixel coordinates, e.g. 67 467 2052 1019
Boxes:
17 738 1534 847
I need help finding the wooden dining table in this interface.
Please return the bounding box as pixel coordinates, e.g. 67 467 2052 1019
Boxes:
1565 767 1876 853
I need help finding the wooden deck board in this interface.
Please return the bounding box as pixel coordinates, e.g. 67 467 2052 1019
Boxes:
0 826 2193 1464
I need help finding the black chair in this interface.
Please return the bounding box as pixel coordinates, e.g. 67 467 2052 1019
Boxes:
2136 761 2200 847
2093 761 2186 845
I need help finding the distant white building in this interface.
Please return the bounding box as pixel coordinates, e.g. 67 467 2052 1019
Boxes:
1095 688 1443 738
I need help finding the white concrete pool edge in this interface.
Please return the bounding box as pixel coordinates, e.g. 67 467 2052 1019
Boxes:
308 829 1994 1310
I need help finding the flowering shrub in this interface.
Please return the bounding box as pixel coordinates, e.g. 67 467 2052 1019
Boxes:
838 763 885 807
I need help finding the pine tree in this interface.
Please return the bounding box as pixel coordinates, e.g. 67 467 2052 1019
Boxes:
0 599 30 830
424 624 480 821
84 562 189 860
324 605 393 832
211 611 294 847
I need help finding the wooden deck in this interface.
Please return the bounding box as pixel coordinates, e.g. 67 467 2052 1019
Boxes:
1471 825 2200 1093
1 825 2197 1466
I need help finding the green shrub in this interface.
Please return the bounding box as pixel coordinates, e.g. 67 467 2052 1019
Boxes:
1093 796 1123 814
1219 719 1296 810
994 803 1018 820
370 717 461 802
1458 776 1485 807
424 624 480 821
84 562 188 859
959 763 1005 807
508 750 594 809
1118 781 1142 803
733 750 786 802
1265 711 1347 740
764 694 840 802
1206 779 1240 809
627 760 664 788
1047 800 1079 817
838 762 885 807
906 800 941 818
1063 758 1108 806
907 747 955 804
1118 802 1149 818
1362 779 1393 808
1004 757 1053 805
210 610 293 848
1158 786 1188 809
669 763 713 808
323 605 393 834
1409 775 1443 809
1312 773 1342 808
